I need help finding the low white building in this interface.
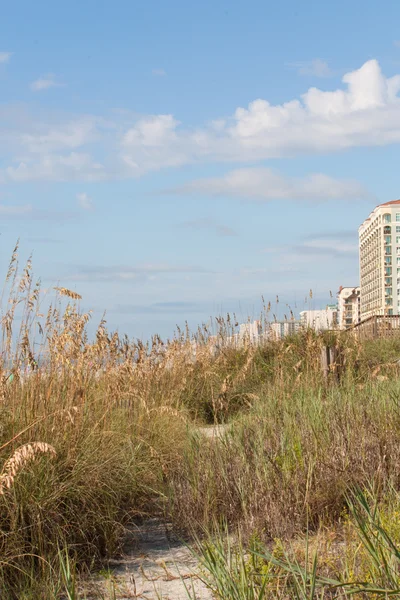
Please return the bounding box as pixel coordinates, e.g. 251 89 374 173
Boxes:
268 320 301 340
237 319 301 344
337 286 361 329
239 320 262 343
299 305 338 332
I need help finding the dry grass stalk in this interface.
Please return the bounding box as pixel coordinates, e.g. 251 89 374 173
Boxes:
4 240 19 284
0 442 56 495
54 287 82 300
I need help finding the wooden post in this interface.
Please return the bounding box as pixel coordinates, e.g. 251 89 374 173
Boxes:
321 346 329 380
372 315 378 339
329 346 340 382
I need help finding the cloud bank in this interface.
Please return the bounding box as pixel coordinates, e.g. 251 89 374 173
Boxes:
172 168 371 201
0 59 399 183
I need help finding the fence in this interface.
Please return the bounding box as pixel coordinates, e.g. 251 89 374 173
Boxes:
352 315 400 340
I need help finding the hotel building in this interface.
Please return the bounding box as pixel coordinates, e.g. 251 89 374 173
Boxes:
359 200 400 319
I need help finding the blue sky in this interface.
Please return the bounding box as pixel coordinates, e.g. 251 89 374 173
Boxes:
1 0 400 339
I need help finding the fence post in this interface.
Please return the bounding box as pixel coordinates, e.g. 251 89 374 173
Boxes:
321 346 329 380
372 315 378 339
329 346 340 382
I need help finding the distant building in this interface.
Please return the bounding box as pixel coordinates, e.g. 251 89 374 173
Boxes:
299 306 338 332
268 320 301 340
238 319 301 343
359 199 400 319
239 320 262 344
337 286 360 329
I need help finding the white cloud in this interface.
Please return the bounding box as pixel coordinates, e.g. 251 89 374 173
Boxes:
5 153 105 182
260 236 358 278
0 52 12 64
30 74 64 91
0 113 105 183
77 192 94 210
287 59 333 78
122 114 179 147
121 114 189 174
171 168 371 202
301 238 358 255
64 263 211 283
20 118 97 153
121 60 400 175
152 68 166 77
2 59 400 182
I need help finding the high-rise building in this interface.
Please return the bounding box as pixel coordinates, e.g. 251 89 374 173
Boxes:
359 200 400 319
337 286 360 329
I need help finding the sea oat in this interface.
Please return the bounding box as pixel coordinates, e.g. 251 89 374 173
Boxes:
0 442 56 494
54 287 82 300
5 240 19 284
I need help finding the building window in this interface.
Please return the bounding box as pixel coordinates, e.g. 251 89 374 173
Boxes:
386 267 393 275
397 214 400 222
386 235 392 243
384 214 392 223
396 226 400 233
385 246 392 255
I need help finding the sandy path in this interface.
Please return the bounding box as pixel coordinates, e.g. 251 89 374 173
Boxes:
87 518 213 599
195 424 229 439
85 426 227 599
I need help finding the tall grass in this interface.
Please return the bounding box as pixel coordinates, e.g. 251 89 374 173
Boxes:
0 248 191 597
193 488 400 598
1 246 400 597
169 378 400 538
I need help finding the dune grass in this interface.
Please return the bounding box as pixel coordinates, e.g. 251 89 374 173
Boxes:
192 487 400 598
2 247 400 597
